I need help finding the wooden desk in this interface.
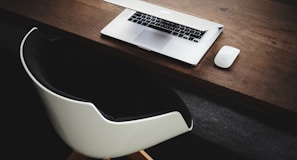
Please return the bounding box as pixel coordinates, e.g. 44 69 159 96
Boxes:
1 0 297 117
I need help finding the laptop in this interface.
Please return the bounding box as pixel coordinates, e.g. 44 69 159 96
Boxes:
101 0 224 65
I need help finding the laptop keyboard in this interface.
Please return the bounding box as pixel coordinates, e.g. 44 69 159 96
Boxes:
128 11 206 43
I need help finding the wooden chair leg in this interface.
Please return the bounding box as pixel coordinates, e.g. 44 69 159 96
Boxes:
67 151 88 160
128 150 153 160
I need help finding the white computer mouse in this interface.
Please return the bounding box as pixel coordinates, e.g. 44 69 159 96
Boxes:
214 45 240 69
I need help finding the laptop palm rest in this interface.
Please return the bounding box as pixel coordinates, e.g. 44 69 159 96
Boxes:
134 29 172 50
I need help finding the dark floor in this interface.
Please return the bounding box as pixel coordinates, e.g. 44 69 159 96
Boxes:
167 79 297 160
2 10 297 160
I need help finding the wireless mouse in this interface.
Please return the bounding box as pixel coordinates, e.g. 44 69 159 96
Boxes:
214 45 240 68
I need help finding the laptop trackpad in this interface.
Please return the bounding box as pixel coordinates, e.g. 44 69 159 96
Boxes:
134 29 171 50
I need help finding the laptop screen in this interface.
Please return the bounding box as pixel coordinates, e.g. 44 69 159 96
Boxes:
104 0 223 31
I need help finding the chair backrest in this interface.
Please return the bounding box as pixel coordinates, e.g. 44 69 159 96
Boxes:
20 27 192 159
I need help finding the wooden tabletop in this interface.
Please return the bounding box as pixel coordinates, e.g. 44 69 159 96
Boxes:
1 0 297 117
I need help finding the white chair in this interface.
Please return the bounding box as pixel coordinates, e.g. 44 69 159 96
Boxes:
20 27 193 160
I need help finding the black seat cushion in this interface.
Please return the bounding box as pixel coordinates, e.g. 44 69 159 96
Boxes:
23 28 192 127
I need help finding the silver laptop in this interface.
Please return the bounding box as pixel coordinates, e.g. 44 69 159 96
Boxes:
101 0 224 65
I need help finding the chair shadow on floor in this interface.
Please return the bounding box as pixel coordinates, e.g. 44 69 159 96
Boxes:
145 132 250 160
